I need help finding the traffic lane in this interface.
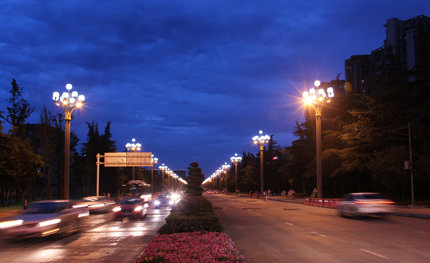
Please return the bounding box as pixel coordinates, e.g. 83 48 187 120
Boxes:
0 206 170 263
208 194 430 263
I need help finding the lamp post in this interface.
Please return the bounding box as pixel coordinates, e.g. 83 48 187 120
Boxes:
231 153 242 194
253 130 270 195
159 163 168 191
303 80 334 198
166 169 172 190
126 138 141 180
53 84 85 200
217 169 223 191
151 155 158 195
222 162 231 194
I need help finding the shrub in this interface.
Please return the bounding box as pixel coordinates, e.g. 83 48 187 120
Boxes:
172 196 213 215
158 211 223 234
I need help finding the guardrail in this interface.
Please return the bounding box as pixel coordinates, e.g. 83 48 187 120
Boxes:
304 197 340 209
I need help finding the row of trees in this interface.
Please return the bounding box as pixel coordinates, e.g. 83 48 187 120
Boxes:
211 50 430 202
0 80 174 206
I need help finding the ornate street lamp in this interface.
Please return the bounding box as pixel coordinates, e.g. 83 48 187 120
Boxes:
53 84 85 200
159 163 168 191
222 162 231 194
151 155 158 195
303 80 334 198
126 138 141 180
217 168 223 191
231 153 242 194
253 130 270 195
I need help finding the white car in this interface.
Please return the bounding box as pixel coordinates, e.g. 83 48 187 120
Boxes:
338 192 395 217
0 200 89 240
74 196 115 213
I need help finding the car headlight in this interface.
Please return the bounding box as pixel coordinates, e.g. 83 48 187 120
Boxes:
38 219 61 227
134 206 143 212
113 207 121 212
154 201 161 205
0 220 23 229
169 200 174 205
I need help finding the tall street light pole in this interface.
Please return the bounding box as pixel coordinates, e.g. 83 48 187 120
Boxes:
53 84 85 200
231 153 242 194
159 164 168 191
253 130 270 195
126 138 141 180
303 80 334 198
217 168 223 192
151 155 158 195
222 162 230 194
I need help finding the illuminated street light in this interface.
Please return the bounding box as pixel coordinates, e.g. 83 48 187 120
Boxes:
303 80 334 198
159 163 168 191
217 168 223 191
126 138 141 180
230 153 242 194
53 84 85 200
252 130 270 195
222 162 231 194
151 155 158 194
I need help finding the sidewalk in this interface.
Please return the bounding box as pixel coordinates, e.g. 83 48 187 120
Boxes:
235 194 430 219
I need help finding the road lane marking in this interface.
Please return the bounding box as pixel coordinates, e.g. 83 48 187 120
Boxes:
360 249 389 259
284 222 293 226
311 232 326 237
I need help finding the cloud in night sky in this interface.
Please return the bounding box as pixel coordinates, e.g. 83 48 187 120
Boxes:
0 0 428 175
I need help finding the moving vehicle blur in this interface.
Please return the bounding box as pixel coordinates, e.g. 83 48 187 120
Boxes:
338 192 395 217
154 193 178 209
120 180 152 202
0 200 88 239
74 196 115 213
113 197 148 220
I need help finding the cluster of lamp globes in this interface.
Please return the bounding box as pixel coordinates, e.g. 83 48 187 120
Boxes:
126 138 142 152
159 163 187 185
203 153 244 185
303 80 334 105
52 84 85 108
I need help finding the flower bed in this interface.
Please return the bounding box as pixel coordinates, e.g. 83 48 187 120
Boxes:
134 231 248 263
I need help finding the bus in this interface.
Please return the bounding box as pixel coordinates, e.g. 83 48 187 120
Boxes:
120 180 152 202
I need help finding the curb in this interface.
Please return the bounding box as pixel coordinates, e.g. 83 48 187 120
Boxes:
234 194 430 220
392 211 430 219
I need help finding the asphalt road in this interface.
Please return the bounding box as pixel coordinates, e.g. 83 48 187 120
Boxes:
206 194 430 263
0 205 170 263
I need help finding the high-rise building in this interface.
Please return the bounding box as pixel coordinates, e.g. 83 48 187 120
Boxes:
345 55 370 95
345 15 430 94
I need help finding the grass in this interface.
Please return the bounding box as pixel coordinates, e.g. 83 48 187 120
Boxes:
0 203 24 212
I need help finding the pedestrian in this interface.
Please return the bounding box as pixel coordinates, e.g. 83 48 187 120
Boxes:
311 187 317 198
265 190 270 201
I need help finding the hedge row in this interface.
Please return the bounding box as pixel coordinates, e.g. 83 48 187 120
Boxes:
158 196 223 234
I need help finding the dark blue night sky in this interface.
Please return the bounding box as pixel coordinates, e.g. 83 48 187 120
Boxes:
0 0 427 176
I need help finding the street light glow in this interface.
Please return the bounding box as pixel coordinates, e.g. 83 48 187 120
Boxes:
302 80 334 198
52 83 85 200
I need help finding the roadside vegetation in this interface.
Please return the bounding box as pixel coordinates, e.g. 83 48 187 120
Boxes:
134 162 247 263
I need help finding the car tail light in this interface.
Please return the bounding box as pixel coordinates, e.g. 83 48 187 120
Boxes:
378 201 395 204
354 201 370 205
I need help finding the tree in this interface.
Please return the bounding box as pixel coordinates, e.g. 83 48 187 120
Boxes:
185 162 205 196
79 120 125 196
0 79 34 137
